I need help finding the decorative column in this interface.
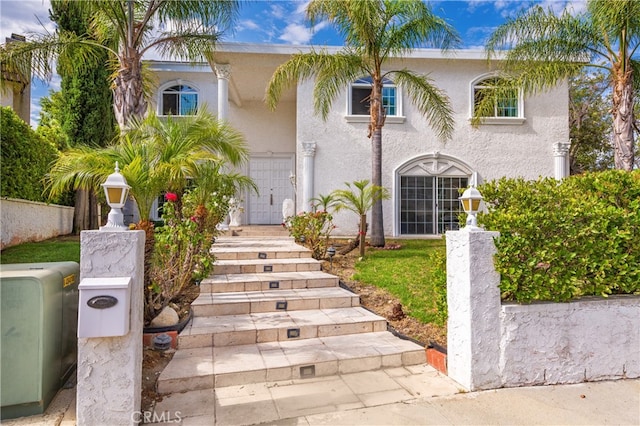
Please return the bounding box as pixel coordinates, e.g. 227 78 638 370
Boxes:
553 141 571 180
446 229 502 391
301 143 316 212
214 64 231 121
77 230 145 425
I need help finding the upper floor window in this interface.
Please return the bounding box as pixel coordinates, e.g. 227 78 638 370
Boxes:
346 76 404 123
161 84 198 116
471 77 524 124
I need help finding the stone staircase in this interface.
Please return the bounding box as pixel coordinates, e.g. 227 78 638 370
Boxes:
156 236 426 395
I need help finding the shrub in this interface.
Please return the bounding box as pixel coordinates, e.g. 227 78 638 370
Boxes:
284 210 334 259
478 170 640 303
427 244 448 326
0 107 59 202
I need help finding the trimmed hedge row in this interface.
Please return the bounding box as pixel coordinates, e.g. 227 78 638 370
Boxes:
1 107 59 202
478 170 640 303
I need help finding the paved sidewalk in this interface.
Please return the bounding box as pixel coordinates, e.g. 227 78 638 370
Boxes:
7 372 637 425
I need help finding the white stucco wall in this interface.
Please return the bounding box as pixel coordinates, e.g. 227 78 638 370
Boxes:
0 198 74 250
296 57 569 237
500 297 640 386
447 229 640 391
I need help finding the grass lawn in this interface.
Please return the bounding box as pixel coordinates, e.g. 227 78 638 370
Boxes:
0 235 80 264
354 239 446 325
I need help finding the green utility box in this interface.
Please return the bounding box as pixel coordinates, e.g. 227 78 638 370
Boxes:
0 262 79 420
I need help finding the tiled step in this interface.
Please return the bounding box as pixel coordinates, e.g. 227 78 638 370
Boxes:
213 258 321 275
179 306 386 349
228 225 291 237
192 287 360 317
211 237 310 260
157 331 425 394
200 271 338 293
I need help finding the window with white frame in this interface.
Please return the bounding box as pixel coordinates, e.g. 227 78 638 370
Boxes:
472 77 523 123
161 84 198 116
347 76 402 121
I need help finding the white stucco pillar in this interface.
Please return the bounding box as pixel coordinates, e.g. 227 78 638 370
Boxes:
214 63 231 121
553 141 571 180
77 230 145 425
302 142 316 212
446 229 502 391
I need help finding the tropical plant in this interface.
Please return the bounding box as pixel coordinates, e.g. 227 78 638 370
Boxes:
309 193 338 212
484 0 640 171
45 109 250 223
266 0 460 247
330 179 390 258
0 0 239 128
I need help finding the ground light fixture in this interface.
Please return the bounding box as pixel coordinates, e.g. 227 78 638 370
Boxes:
327 246 336 271
100 162 131 231
459 185 483 230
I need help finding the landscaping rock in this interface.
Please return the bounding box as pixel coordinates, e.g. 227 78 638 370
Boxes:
150 307 179 328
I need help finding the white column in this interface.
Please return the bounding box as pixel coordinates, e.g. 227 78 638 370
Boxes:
446 229 502 391
77 230 145 425
302 143 316 212
214 64 231 121
553 141 571 180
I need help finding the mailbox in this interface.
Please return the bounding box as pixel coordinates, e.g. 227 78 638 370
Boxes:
78 277 131 338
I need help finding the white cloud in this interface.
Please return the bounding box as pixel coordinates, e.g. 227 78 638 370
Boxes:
278 23 314 45
0 0 54 42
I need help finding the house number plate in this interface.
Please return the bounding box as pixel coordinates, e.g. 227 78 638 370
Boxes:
87 295 118 309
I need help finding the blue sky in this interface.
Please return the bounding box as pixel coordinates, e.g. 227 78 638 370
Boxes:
0 0 586 126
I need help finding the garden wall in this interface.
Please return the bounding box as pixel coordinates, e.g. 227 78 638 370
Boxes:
447 230 640 391
500 296 640 386
0 198 74 250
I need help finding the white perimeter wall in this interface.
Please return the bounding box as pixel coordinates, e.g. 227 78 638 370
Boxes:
447 230 640 391
1 198 74 250
500 297 640 385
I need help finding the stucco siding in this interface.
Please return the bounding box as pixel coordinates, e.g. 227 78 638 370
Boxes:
297 57 568 236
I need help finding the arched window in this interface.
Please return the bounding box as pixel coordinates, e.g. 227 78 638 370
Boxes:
161 84 198 116
471 76 524 124
348 76 401 117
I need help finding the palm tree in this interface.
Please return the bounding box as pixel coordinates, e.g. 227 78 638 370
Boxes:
484 0 639 171
0 0 239 128
45 109 250 222
331 180 390 258
266 0 459 247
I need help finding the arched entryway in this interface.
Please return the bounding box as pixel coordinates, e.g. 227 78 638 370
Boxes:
395 153 474 235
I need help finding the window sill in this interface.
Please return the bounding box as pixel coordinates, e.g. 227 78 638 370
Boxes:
469 117 526 125
345 115 406 124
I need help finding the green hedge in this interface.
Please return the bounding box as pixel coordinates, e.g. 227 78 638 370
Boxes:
1 107 59 202
478 170 640 303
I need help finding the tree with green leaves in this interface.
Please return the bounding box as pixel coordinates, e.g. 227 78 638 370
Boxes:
569 70 614 173
266 0 459 247
485 0 639 171
1 0 239 128
331 180 390 258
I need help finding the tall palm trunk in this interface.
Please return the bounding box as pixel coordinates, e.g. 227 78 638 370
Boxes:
369 79 385 247
611 62 635 171
113 52 146 128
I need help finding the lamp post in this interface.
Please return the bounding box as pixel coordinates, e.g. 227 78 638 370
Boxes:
100 162 131 231
459 185 483 230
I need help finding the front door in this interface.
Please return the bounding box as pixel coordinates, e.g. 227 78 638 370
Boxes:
248 155 295 224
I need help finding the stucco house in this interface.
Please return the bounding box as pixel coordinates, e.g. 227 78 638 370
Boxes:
147 42 570 237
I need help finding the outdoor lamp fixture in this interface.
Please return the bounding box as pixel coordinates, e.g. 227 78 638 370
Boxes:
327 246 336 271
459 185 483 230
100 162 131 231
